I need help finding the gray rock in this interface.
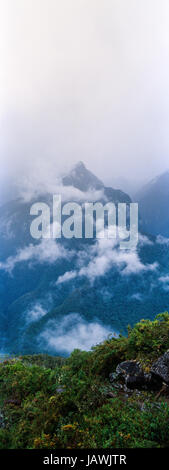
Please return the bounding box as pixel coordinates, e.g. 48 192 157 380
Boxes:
0 411 5 428
109 372 118 383
56 387 64 394
109 361 145 391
116 360 143 377
151 351 169 384
4 399 21 406
106 391 116 398
125 374 145 389
110 359 162 391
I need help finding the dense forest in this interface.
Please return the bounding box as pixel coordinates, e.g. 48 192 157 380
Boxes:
0 313 169 449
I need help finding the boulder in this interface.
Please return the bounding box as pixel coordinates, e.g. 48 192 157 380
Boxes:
4 399 21 406
56 387 64 394
125 373 161 390
110 360 162 391
116 360 143 377
109 360 145 390
151 351 169 384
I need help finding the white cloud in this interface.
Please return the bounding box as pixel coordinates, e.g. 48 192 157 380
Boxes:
0 217 14 239
79 249 157 280
130 293 143 301
0 239 72 273
19 174 105 203
159 275 169 291
77 234 158 282
138 234 153 246
27 304 47 322
156 235 169 245
53 229 158 286
40 313 118 354
56 270 77 285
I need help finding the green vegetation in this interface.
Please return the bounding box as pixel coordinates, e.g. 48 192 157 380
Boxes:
0 313 169 449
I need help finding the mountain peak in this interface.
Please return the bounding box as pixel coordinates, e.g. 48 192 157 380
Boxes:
62 161 104 192
73 161 86 170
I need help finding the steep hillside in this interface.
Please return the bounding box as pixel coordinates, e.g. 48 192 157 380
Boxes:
136 171 169 236
0 163 169 355
0 314 169 449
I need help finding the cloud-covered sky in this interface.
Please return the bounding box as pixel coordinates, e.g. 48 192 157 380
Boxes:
1 0 169 200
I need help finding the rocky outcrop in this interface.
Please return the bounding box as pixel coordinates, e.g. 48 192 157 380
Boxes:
109 359 163 391
151 351 169 385
4 399 21 407
56 387 64 394
0 411 5 428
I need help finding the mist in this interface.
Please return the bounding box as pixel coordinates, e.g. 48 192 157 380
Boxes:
1 0 169 202
40 313 117 354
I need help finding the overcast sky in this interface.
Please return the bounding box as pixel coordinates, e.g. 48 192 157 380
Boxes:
1 0 169 200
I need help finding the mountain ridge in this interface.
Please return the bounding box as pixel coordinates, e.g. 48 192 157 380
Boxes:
0 163 169 355
136 170 169 237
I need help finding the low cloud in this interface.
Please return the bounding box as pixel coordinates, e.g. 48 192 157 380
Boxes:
156 235 169 245
0 239 72 273
40 313 117 354
78 233 157 281
55 231 158 285
0 215 158 283
19 174 105 204
130 293 143 301
56 270 77 285
78 249 157 280
27 304 47 322
159 275 169 291
0 217 15 240
138 234 153 246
